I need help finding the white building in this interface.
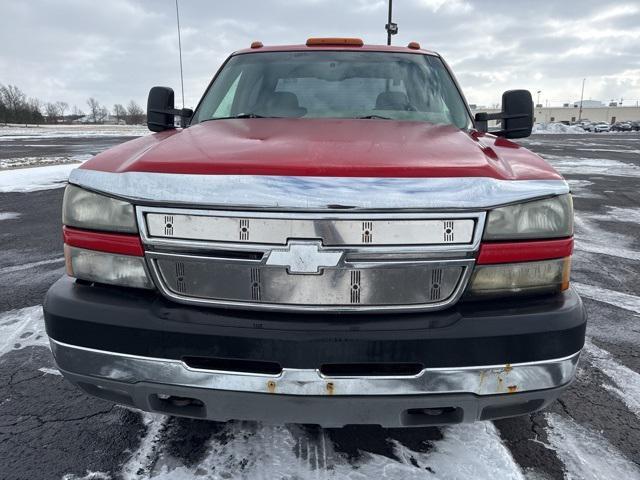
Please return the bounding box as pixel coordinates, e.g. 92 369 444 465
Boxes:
471 105 640 125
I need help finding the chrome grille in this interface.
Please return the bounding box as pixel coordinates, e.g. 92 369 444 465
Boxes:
145 212 475 246
138 207 485 312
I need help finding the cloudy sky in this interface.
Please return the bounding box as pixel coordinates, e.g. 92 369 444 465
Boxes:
2 0 639 112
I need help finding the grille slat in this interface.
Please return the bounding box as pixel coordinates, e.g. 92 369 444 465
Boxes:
141 208 481 312
146 214 475 246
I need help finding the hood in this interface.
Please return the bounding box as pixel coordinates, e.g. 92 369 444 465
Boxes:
81 118 561 180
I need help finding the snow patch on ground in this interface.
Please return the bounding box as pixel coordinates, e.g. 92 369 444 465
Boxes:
0 163 79 192
38 366 62 376
62 471 112 480
566 179 601 199
574 214 640 261
594 206 640 224
545 412 640 480
0 305 48 358
134 420 523 479
575 147 640 154
544 156 640 178
121 413 168 480
1 153 92 169
0 124 149 140
532 123 586 134
0 211 20 221
0 257 65 275
573 283 640 314
404 422 524 480
584 340 640 418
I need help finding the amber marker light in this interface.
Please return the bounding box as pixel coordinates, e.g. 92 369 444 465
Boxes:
306 37 364 47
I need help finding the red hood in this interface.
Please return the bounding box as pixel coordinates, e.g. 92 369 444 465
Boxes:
81 119 561 180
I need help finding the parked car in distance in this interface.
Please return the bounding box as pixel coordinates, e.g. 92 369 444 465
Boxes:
594 122 611 132
611 122 632 132
632 121 640 131
581 122 595 132
44 38 586 428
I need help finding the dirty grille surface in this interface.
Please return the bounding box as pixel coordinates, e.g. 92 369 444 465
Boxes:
154 256 464 307
145 214 475 245
138 208 484 312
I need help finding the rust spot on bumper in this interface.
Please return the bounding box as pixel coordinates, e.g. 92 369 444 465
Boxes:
326 382 335 395
267 380 276 393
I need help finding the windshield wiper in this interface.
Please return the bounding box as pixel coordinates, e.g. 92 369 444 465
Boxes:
356 115 393 120
233 113 270 119
202 113 278 122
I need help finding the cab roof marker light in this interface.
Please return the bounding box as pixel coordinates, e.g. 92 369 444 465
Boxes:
250 41 263 49
306 37 364 47
407 41 421 50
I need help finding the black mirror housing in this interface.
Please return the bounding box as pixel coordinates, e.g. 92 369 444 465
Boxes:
501 90 533 138
475 89 534 139
147 86 176 132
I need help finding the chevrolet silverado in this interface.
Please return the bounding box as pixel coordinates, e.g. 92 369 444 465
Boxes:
44 38 585 427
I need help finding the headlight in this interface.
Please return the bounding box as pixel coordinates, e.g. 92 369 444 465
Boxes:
468 257 571 298
63 184 137 233
62 185 153 289
65 245 153 289
483 194 573 240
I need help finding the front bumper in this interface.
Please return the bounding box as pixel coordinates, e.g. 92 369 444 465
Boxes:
51 338 578 427
44 277 586 426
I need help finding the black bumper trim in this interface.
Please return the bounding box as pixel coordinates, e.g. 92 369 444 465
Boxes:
44 277 586 369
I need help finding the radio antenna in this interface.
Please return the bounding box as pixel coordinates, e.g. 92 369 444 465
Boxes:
175 0 185 109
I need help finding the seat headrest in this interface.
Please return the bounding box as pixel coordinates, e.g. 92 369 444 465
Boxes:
262 92 307 117
375 91 410 110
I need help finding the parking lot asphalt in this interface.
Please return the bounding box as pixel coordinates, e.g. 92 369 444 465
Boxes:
0 131 639 479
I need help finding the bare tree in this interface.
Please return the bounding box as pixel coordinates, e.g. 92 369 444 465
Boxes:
45 102 59 124
0 96 5 124
56 101 69 123
71 105 84 120
28 97 44 124
97 105 109 123
126 100 144 125
87 97 101 123
113 103 126 124
0 84 26 123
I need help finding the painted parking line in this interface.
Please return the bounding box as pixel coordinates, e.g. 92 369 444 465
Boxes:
573 283 640 314
546 413 640 480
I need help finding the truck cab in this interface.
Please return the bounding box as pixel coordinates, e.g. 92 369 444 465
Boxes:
44 38 585 427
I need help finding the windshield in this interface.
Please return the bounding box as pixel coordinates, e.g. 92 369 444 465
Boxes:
191 51 471 129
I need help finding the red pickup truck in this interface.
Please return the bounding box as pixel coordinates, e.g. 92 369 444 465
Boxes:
44 38 585 427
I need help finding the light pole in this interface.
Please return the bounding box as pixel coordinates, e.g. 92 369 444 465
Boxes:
578 78 585 122
385 0 397 46
536 90 541 107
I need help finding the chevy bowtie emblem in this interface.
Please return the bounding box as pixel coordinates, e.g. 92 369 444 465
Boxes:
266 241 343 274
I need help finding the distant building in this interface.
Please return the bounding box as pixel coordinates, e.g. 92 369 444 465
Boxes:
471 104 640 124
532 106 640 124
72 114 125 125
572 100 603 108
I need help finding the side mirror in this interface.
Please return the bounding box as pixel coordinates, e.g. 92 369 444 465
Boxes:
146 87 193 132
475 89 533 139
147 86 175 132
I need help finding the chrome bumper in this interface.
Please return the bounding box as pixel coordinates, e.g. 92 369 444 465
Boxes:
50 339 580 397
